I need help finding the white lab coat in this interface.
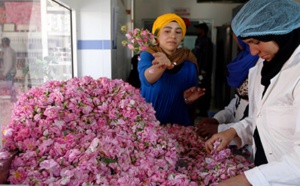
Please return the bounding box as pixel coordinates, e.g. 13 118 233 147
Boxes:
231 45 300 186
214 94 249 132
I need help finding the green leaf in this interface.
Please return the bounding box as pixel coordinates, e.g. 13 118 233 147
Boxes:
154 28 160 37
102 157 118 164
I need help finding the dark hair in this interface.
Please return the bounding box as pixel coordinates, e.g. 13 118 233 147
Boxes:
1 37 10 45
194 23 209 34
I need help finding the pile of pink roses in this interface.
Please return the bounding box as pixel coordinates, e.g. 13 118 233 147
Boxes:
1 76 253 185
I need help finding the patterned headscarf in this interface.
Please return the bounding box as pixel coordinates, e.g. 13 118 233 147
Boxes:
152 13 186 39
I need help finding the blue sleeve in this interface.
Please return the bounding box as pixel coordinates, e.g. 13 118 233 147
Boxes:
137 51 154 86
186 61 198 88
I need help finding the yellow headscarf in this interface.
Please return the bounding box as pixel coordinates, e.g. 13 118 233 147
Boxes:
152 13 186 39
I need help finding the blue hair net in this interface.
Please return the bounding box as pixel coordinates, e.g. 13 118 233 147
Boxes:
232 0 300 38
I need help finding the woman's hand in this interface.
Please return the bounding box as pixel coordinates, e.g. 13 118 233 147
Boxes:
145 52 172 84
183 86 205 104
152 52 175 69
217 174 251 186
197 118 219 138
205 128 237 153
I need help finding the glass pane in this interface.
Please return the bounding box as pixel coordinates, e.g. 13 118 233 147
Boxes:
46 0 73 81
0 0 73 138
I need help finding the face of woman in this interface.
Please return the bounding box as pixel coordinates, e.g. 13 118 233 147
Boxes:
243 38 279 62
157 22 183 55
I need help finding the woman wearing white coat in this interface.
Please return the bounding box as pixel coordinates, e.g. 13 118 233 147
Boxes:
205 0 300 185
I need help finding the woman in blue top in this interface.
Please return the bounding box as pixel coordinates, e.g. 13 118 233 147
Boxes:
138 13 205 126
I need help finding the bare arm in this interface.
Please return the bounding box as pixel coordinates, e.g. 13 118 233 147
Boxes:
218 174 251 186
144 52 174 84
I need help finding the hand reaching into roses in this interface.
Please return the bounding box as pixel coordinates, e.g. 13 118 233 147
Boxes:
183 86 205 104
216 174 251 186
205 128 237 153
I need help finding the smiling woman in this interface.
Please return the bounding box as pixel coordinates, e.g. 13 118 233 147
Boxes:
138 13 205 126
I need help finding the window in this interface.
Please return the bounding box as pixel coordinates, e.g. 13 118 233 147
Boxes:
0 0 73 131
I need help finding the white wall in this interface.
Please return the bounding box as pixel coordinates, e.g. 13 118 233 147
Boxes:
59 0 131 80
77 0 112 79
134 1 242 26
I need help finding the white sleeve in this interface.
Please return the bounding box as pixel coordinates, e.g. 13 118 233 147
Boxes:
245 81 300 185
230 116 253 148
243 55 300 185
213 95 237 124
218 123 239 146
217 123 232 133
215 94 253 148
245 159 300 186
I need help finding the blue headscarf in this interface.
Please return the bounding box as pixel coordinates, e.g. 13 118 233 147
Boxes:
227 37 259 88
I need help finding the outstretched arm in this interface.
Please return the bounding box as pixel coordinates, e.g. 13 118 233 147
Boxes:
144 52 175 84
